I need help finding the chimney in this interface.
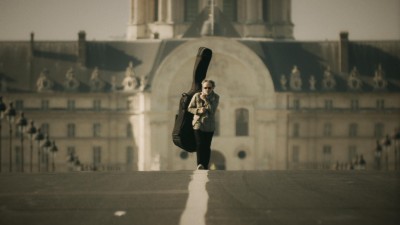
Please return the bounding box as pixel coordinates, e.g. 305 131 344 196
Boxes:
29 32 35 90
339 31 349 73
78 31 87 67
30 32 35 57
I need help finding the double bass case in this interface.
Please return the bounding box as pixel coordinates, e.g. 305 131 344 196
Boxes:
172 47 213 152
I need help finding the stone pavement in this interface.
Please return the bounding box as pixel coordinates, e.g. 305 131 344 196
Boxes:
0 170 399 225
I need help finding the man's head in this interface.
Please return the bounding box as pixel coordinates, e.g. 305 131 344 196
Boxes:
201 80 215 95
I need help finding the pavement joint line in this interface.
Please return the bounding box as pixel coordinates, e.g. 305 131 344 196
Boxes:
179 170 209 225
0 190 188 196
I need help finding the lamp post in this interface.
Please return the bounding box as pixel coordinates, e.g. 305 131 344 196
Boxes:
383 134 392 171
50 140 58 172
16 112 28 172
26 120 37 172
34 128 44 172
4 102 16 172
41 134 52 172
0 96 7 173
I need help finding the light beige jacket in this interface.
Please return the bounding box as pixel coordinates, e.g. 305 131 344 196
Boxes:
188 92 219 132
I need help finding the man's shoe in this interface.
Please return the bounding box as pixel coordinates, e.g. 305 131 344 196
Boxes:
197 164 205 170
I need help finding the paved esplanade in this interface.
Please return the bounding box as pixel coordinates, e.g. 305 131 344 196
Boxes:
0 171 399 225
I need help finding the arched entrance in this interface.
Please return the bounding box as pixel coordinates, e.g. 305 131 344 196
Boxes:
143 37 276 171
210 150 226 170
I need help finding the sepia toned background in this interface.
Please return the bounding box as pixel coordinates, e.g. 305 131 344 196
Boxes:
0 0 399 172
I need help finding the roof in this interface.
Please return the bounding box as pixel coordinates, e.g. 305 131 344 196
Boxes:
0 38 399 93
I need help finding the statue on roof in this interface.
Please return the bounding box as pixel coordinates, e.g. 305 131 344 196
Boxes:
64 68 80 91
111 76 118 91
322 66 336 90
373 64 387 90
36 68 53 92
347 67 362 91
309 75 316 91
122 61 139 91
140 75 149 91
280 74 287 90
289 65 302 91
89 67 105 92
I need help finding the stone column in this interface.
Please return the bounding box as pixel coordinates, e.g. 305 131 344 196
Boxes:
256 0 262 22
156 0 161 22
132 92 152 171
166 0 173 23
130 0 137 24
246 0 258 23
131 0 146 24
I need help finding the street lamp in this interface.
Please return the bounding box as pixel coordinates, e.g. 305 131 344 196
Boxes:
26 120 37 172
50 140 58 172
41 134 52 172
4 102 16 172
16 112 28 172
34 128 44 172
0 96 7 173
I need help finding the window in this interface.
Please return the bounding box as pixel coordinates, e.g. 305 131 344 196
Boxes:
93 99 101 111
223 0 237 22
293 123 300 137
41 100 49 110
262 0 270 22
235 108 249 136
15 100 24 110
322 145 332 168
374 123 384 139
67 100 75 111
41 123 49 135
67 146 76 163
324 99 333 110
237 150 247 159
293 99 300 110
67 123 76 138
67 146 76 156
41 146 48 165
350 99 359 110
15 124 24 138
214 110 220 136
93 123 101 137
292 146 300 163
348 146 357 162
126 123 133 138
349 123 358 137
126 146 134 164
180 151 189 160
323 123 332 137
93 146 102 165
184 0 199 22
127 100 132 110
376 99 384 110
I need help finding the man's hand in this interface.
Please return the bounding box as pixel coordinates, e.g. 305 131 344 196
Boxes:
198 107 206 114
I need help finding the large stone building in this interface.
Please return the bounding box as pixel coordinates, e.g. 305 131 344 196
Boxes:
0 0 399 172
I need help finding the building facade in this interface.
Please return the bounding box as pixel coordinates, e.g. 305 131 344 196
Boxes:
0 0 399 172
127 0 293 40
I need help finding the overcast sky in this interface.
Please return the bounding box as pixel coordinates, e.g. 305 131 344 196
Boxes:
0 0 399 41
